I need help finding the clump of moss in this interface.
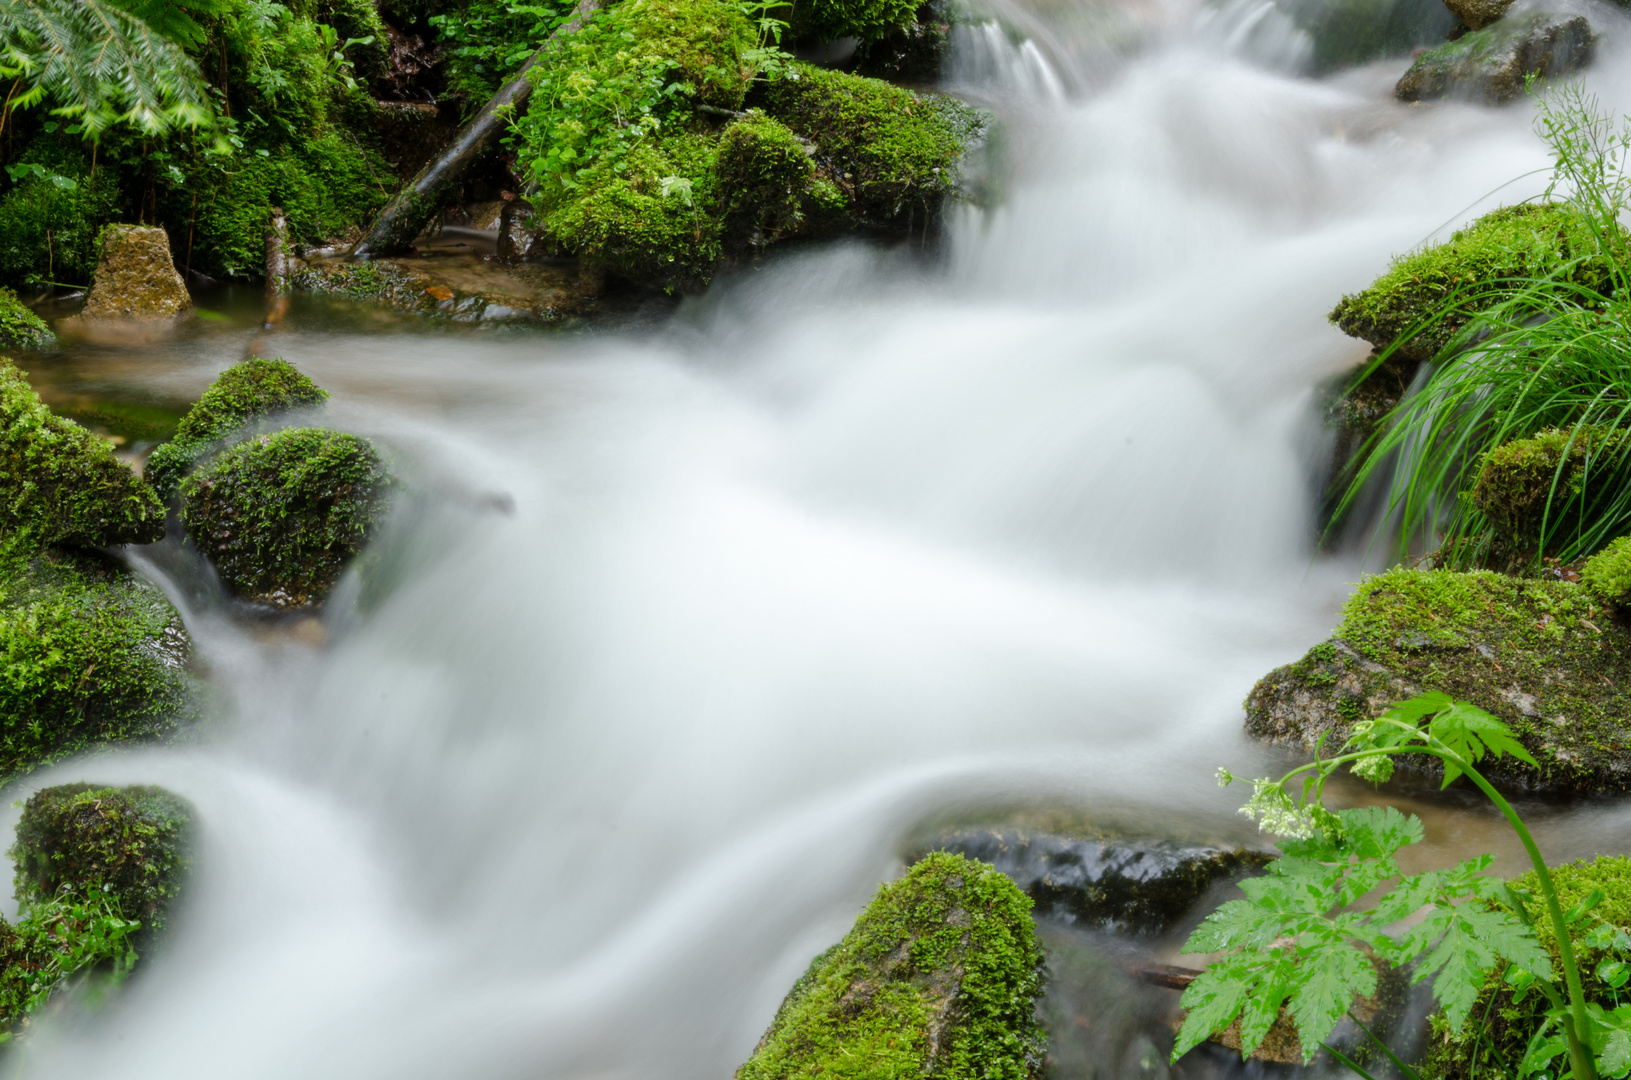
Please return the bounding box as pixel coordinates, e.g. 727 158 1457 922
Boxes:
146 357 330 500
790 0 921 43
1329 203 1622 361
0 287 53 349
760 64 987 231
735 851 1046 1080
716 111 815 251
182 427 392 608
0 543 193 784
1582 535 1631 607
1245 567 1631 792
12 783 193 939
0 358 165 548
1469 426 1629 567
1421 855 1631 1079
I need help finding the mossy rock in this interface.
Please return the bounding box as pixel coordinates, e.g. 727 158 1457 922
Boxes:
790 0 921 43
0 357 164 548
181 427 393 609
77 225 191 322
1245 567 1631 793
1394 11 1596 106
11 783 193 939
716 111 816 251
854 0 959 82
735 851 1046 1080
0 287 53 349
0 545 193 784
1328 203 1620 362
1583 536 1631 608
145 357 330 500
1420 855 1631 1079
1318 353 1421 518
760 64 987 233
1469 426 1630 569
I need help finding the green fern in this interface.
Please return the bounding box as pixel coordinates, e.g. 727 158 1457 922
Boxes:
110 0 233 49
0 0 216 139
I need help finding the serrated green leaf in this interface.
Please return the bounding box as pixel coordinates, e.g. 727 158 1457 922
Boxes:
1172 962 1255 1062
1381 691 1455 724
1288 939 1377 1062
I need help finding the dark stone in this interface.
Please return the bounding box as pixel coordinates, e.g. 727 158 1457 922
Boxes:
1396 11 1595 105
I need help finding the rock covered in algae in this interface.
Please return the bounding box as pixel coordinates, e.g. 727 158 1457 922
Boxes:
1468 426 1629 569
145 357 330 499
1394 12 1595 106
1244 567 1631 793
72 225 192 323
1328 203 1618 362
181 427 392 609
0 545 194 784
0 286 53 349
11 783 194 938
735 851 1046 1080
0 357 165 548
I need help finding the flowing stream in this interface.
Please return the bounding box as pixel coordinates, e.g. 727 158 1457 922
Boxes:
14 2 1631 1076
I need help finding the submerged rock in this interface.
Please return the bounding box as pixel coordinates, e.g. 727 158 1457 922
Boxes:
0 547 193 784
63 225 192 334
12 783 193 939
1245 567 1631 792
735 852 1046 1080
0 357 165 548
1395 11 1595 106
181 427 393 609
145 357 329 500
0 286 53 349
917 828 1270 934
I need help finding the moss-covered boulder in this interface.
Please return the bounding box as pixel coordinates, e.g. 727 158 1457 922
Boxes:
181 427 392 609
761 64 987 233
1583 536 1631 608
74 225 192 323
1421 855 1631 1079
145 357 329 500
1329 204 1618 362
854 0 958 82
0 287 53 349
1245 567 1631 793
12 783 193 938
1395 12 1595 106
1 358 165 548
0 545 193 784
716 111 816 252
735 852 1046 1080
1468 427 1629 569
791 0 921 43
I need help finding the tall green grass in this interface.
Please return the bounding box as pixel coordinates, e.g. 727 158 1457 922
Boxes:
1336 84 1631 570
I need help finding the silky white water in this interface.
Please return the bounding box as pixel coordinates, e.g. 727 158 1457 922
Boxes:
14 3 1631 1076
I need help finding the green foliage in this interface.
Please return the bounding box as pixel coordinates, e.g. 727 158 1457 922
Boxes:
1582 537 1631 606
0 286 53 348
0 357 165 548
429 0 575 101
787 0 919 44
736 851 1046 1080
715 109 813 248
147 356 329 498
0 886 140 1039
0 132 124 286
109 0 234 48
181 426 391 607
1335 87 1631 571
0 0 216 140
1469 427 1631 566
12 783 193 939
760 63 984 228
0 542 193 784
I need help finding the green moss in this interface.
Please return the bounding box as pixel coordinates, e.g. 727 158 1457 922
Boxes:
545 133 724 292
716 111 814 251
735 851 1046 1080
760 65 986 230
181 427 392 608
0 287 53 349
1470 426 1629 567
289 260 426 304
1329 203 1622 361
1245 567 1631 792
0 542 193 784
1584 536 1631 607
790 0 921 43
146 357 330 500
11 783 193 939
0 358 164 548
1422 855 1631 1079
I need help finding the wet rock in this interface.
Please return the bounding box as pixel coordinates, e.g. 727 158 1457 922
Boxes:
63 225 192 335
1318 351 1420 521
1244 567 1631 793
12 783 193 939
1442 0 1516 29
291 256 596 323
0 357 165 547
735 852 1046 1080
0 286 53 349
181 427 393 609
145 357 329 500
0 547 194 784
372 99 459 178
1395 11 1595 105
916 828 1270 934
